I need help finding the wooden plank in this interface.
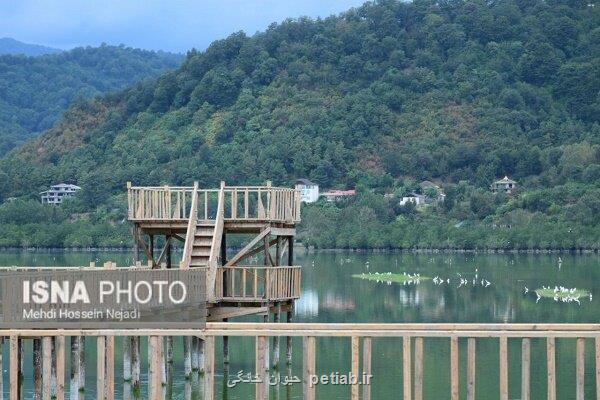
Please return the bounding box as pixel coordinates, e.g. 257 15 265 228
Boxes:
351 336 359 400
150 336 162 400
204 336 215 400
576 338 584 400
403 336 412 400
56 336 65 400
414 337 423 400
547 337 556 400
303 336 316 400
106 336 114 400
467 338 475 400
522 338 530 400
97 337 105 400
363 337 372 400
596 337 600 400
499 336 508 400
255 336 268 400
42 337 52 400
10 336 18 400
450 336 459 400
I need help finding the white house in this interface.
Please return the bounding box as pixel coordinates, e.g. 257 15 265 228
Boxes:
40 183 81 205
491 176 517 195
295 178 319 203
399 193 426 206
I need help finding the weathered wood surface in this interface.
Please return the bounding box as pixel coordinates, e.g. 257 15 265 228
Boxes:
1 324 600 400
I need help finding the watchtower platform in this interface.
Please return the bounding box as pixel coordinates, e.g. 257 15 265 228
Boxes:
127 181 301 321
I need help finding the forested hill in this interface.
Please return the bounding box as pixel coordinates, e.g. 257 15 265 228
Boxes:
0 0 599 250
0 44 183 154
0 38 61 56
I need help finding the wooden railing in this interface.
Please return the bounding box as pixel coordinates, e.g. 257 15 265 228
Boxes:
215 266 302 301
1 324 599 400
179 182 199 269
127 183 301 223
127 183 194 221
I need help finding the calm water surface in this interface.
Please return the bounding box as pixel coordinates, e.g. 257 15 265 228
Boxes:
1 251 598 399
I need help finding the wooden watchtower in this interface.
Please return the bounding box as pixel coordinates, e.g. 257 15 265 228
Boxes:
126 181 301 323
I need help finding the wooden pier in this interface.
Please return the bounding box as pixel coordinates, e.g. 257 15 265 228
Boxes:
1 323 599 399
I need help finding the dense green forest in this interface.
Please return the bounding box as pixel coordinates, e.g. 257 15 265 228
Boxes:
0 44 183 153
0 0 598 250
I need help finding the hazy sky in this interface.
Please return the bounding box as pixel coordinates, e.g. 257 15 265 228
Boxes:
0 0 366 53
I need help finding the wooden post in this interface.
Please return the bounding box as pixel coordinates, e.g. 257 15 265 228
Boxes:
123 337 132 381
500 336 508 400
351 336 360 400
70 337 79 400
106 336 115 399
42 337 52 400
51 338 57 399
522 338 530 400
547 337 556 400
467 338 476 400
149 234 155 267
403 336 411 400
204 336 215 400
97 337 105 400
149 337 162 400
56 336 65 400
273 304 281 370
255 336 268 400
131 336 140 392
363 337 372 400
198 338 205 374
576 338 585 400
0 337 3 400
286 310 293 364
303 336 316 400
10 335 18 400
450 336 459 400
596 337 600 400
183 337 192 379
34 338 42 400
414 337 423 400
191 337 199 371
78 336 85 393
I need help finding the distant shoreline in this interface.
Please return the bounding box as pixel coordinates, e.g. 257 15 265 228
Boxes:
0 246 597 254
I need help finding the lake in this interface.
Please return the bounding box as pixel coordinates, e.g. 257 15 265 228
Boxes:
1 251 598 399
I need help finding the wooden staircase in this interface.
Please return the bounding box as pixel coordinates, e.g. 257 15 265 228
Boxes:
180 182 225 300
190 221 216 267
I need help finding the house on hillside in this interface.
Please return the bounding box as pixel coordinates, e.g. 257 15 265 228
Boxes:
295 178 319 203
321 189 356 202
491 176 517 195
40 183 81 205
399 193 426 206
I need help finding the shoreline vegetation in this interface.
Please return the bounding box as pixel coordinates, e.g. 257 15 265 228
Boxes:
0 246 597 254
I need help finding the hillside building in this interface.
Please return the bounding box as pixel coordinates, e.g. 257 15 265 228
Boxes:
295 178 319 203
40 183 81 205
321 189 356 202
491 176 517 195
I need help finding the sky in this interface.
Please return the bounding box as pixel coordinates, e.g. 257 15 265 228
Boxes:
0 0 367 53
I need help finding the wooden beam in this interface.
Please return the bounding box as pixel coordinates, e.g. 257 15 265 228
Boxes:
155 236 172 267
270 227 296 237
451 337 459 400
547 337 556 400
172 234 185 243
500 336 508 400
204 336 215 400
522 338 530 400
303 336 316 400
351 336 359 400
414 337 423 400
224 227 271 267
403 336 411 400
363 337 372 400
576 338 585 400
55 336 65 400
467 338 475 400
10 336 18 400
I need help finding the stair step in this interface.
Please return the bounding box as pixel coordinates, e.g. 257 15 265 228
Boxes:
195 229 214 236
193 238 212 246
192 250 210 257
